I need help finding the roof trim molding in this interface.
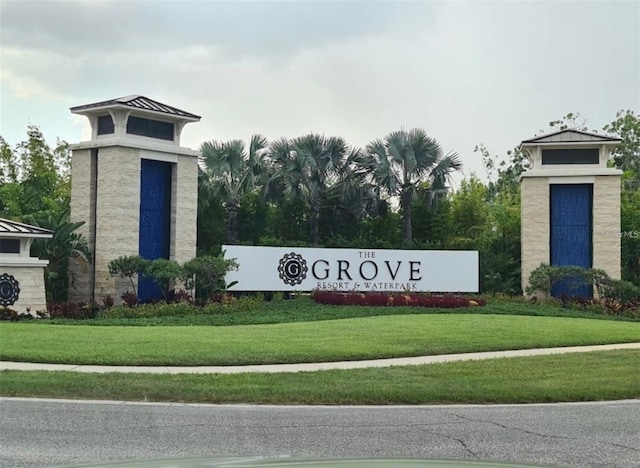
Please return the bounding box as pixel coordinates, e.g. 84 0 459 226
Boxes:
521 129 622 146
0 218 53 238
69 138 201 157
70 95 201 121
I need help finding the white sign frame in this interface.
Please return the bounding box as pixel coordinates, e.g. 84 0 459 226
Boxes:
223 245 479 293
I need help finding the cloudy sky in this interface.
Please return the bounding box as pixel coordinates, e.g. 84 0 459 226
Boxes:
1 0 638 182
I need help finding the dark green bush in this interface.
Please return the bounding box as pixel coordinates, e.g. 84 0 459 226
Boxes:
108 255 148 296
601 279 640 302
526 264 609 297
143 259 184 300
182 254 238 301
526 264 640 318
102 295 263 319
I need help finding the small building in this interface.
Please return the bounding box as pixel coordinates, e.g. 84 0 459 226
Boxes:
519 129 623 297
0 218 53 313
68 95 201 303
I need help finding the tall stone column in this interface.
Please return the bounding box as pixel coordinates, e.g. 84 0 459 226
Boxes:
68 95 201 304
519 130 622 297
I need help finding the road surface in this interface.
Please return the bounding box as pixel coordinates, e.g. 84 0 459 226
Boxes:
1 398 638 467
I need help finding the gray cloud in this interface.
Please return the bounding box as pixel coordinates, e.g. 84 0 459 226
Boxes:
1 0 638 183
0 0 435 57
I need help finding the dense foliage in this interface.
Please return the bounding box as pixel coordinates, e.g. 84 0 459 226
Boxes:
0 127 90 304
195 113 638 293
108 254 237 304
2 109 637 305
526 263 640 316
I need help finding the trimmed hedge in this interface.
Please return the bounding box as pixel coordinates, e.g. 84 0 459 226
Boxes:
102 295 263 319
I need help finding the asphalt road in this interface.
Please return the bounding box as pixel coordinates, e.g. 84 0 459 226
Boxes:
0 398 638 468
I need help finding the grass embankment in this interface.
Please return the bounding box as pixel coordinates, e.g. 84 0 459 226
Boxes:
1 351 638 404
1 314 638 366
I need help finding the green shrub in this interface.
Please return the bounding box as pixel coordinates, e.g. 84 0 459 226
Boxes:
143 259 184 300
182 254 238 301
102 295 264 319
108 255 148 296
526 264 609 297
103 302 194 319
601 279 640 302
526 264 640 318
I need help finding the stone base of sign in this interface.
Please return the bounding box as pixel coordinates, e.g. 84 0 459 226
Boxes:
0 262 48 314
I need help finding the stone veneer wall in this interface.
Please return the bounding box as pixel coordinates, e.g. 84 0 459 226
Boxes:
592 176 621 279
521 175 622 295
69 146 140 302
93 146 141 303
520 177 550 294
69 148 94 302
70 145 199 304
171 154 198 264
0 265 48 313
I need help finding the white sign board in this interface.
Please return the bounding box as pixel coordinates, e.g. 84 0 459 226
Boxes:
223 245 479 292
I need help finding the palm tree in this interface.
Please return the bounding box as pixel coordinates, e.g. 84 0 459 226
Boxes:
27 209 92 305
199 135 268 244
360 128 462 246
266 134 354 245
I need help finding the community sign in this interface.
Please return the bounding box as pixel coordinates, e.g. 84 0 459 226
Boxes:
223 245 479 292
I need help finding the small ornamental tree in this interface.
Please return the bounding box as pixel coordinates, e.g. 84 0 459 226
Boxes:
143 258 184 301
108 255 148 297
526 264 611 298
182 253 238 301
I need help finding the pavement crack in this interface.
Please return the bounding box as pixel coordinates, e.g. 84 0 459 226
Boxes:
411 423 480 459
448 411 640 454
433 431 480 459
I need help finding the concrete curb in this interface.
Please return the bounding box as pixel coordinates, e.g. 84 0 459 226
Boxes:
1 342 638 374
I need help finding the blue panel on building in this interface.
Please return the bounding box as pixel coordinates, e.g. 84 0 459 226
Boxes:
138 159 172 302
550 184 592 298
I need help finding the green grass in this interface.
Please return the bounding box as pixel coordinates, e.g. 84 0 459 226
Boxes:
1 314 638 366
38 297 639 326
1 351 638 404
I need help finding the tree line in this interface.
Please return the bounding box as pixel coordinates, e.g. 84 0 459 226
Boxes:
197 111 639 292
1 110 638 304
198 129 461 247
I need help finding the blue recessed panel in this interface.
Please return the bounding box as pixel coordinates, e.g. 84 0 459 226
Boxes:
138 159 172 302
550 184 592 298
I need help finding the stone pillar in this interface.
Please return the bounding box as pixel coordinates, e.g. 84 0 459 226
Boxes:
68 96 201 304
520 177 550 294
519 130 623 297
592 176 622 279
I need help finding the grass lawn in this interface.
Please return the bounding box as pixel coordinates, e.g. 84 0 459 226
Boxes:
1 314 638 366
1 351 638 404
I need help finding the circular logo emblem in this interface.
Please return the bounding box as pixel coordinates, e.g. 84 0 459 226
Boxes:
278 252 308 286
0 273 20 306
